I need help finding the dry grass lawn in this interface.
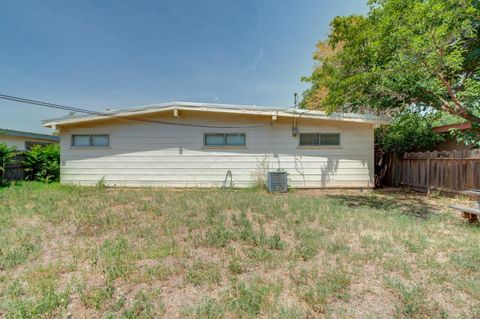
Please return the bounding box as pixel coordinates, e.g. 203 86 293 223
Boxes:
0 183 479 318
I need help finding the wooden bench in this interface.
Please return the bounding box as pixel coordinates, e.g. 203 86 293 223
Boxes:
449 204 480 223
449 189 480 223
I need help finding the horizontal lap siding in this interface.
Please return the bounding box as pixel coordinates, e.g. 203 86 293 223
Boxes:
59 112 374 188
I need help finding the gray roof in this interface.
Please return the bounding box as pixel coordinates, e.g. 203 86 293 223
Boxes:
0 128 60 142
43 101 390 126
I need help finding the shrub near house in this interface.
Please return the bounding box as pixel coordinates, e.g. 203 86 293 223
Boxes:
22 144 60 183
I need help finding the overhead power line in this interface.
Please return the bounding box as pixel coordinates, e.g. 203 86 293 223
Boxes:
0 93 274 129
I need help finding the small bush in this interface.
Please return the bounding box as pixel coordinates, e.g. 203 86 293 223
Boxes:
23 144 60 182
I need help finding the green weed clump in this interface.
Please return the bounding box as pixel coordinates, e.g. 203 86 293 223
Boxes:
186 261 222 286
302 269 351 313
227 279 280 317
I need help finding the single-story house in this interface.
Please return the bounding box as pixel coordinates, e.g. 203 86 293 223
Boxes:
0 128 60 151
42 102 389 188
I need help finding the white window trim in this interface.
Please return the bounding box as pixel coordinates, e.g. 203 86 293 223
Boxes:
297 131 342 149
70 134 111 149
202 132 247 148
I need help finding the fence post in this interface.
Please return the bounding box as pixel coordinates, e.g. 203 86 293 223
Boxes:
426 157 431 194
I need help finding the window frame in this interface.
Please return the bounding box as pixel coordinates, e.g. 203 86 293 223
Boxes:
298 131 342 148
70 134 110 148
203 132 247 148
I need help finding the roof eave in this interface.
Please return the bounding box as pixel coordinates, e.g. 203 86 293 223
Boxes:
42 104 390 127
1 129 60 141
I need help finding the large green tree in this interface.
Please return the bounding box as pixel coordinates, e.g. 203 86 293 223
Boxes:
302 0 480 125
376 110 445 153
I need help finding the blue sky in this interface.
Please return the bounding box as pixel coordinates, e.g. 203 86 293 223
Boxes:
0 0 367 133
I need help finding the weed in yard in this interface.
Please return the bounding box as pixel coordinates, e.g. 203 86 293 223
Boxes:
4 286 70 318
396 230 428 254
325 239 350 255
228 255 245 275
451 245 480 273
267 233 286 250
80 283 115 310
0 229 41 270
206 205 222 225
246 246 275 264
120 290 165 319
99 237 135 282
272 305 306 319
96 176 107 189
384 277 446 318
4 280 25 298
74 203 111 235
142 264 173 282
301 269 351 314
144 238 181 259
234 212 260 245
454 277 480 300
182 297 225 319
23 264 65 304
359 234 395 260
204 226 235 248
290 268 318 287
294 227 325 261
186 261 222 286
227 278 280 318
382 256 413 278
114 295 127 311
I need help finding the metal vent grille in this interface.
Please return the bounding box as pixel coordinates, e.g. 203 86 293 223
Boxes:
267 171 288 192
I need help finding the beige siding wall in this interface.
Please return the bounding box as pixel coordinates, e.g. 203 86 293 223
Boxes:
0 135 57 151
59 111 374 188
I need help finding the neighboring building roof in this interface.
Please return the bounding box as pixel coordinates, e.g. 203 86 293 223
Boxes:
0 128 60 142
42 101 390 127
432 122 472 133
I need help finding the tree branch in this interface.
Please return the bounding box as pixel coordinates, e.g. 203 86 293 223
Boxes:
435 71 480 124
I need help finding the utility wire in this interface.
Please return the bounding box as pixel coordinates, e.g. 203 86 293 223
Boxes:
0 93 290 129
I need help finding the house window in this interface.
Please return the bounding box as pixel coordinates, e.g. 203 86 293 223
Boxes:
204 133 246 147
299 133 340 146
71 134 109 147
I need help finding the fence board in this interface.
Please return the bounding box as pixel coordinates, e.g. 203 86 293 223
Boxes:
385 150 480 192
3 154 25 181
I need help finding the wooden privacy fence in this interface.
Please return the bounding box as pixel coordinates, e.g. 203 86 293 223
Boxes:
384 150 480 193
3 154 25 181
